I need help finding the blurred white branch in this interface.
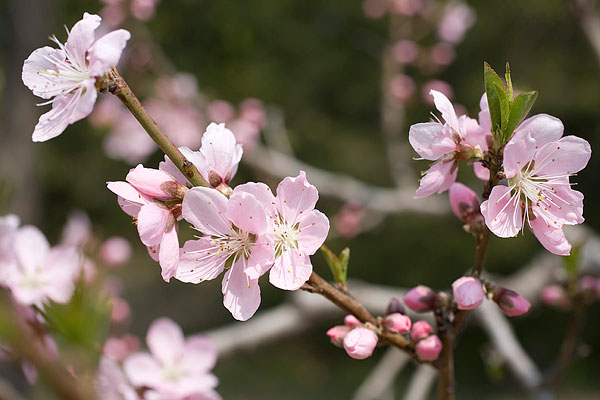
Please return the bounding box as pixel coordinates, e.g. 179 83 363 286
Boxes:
571 0 600 67
353 348 410 400
403 364 437 400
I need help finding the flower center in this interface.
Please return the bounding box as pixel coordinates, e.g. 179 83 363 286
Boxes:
162 360 186 382
210 227 256 267
274 219 298 258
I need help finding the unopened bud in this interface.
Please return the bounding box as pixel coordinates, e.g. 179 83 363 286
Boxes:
386 297 406 315
99 236 132 268
541 285 570 308
411 321 433 341
404 285 438 312
326 325 351 347
384 313 411 334
343 327 378 360
160 181 189 200
452 276 484 310
416 335 442 361
344 314 361 328
492 288 531 317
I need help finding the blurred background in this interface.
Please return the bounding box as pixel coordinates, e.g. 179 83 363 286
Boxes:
1 0 600 398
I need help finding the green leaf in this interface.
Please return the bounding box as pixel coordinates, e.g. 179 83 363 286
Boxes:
504 91 538 141
505 62 513 105
320 245 348 287
484 62 509 139
338 247 350 284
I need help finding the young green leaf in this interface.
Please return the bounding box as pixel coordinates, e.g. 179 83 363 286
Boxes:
505 91 538 141
484 62 509 138
505 62 513 105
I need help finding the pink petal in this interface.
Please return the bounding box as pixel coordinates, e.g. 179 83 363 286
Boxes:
532 136 591 177
137 203 168 246
243 235 275 280
430 90 459 132
529 210 571 256
269 250 312 290
533 184 584 226
107 181 145 203
176 239 226 284
14 226 49 273
87 29 131 77
158 226 179 282
481 186 522 238
516 114 563 147
222 262 261 321
448 183 479 219
478 93 491 134
227 191 269 235
473 162 490 181
408 122 455 160
234 182 277 221
198 123 243 183
462 116 489 151
42 246 79 304
22 47 67 99
159 147 203 186
296 210 330 255
123 353 162 388
414 161 457 199
276 171 319 226
65 13 101 69
181 336 218 374
503 130 536 179
146 317 185 364
126 164 173 198
182 187 232 236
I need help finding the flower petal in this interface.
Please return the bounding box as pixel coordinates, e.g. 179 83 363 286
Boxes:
430 90 459 131
198 123 243 183
532 136 592 177
529 210 571 256
176 239 226 284
126 164 173 198
14 226 49 272
222 262 261 321
227 190 268 235
41 246 79 304
234 182 277 221
181 336 218 374
481 185 522 238
123 353 162 388
473 162 490 181
182 187 232 236
65 13 101 69
296 210 329 255
243 235 274 280
408 122 455 160
22 47 68 99
516 114 563 147
87 29 130 77
137 204 168 246
503 130 536 179
414 161 457 199
269 250 312 291
158 226 179 282
146 317 185 364
276 171 319 226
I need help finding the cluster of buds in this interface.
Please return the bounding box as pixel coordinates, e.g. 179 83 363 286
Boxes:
327 315 378 360
452 277 531 316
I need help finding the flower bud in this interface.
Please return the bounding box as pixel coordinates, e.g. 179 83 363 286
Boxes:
386 297 406 315
449 183 480 222
384 313 411 334
492 288 531 317
343 327 378 360
416 335 442 361
452 276 484 310
99 236 132 268
541 285 570 309
404 285 438 312
411 321 433 341
578 275 597 293
326 325 351 347
344 314 361 328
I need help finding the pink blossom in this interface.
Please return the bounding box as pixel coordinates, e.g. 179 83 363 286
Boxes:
416 335 442 361
96 356 140 400
421 81 454 105
123 318 220 399
383 313 412 334
541 285 569 308
362 0 388 19
438 1 476 44
578 275 596 292
100 236 132 267
232 171 330 291
326 325 352 347
22 13 130 142
404 285 437 312
390 0 423 16
130 0 160 21
4 226 80 308
60 210 92 247
176 186 274 320
409 90 487 198
0 214 20 271
145 100 204 151
479 114 591 255
104 335 141 362
344 314 361 328
207 100 236 123
411 321 433 341
333 202 365 238
452 276 484 310
390 74 416 102
206 99 264 150
107 165 187 281
430 43 456 66
343 327 378 360
392 40 419 65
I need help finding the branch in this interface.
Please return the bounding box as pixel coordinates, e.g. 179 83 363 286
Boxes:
570 0 600 67
404 364 438 400
352 348 410 400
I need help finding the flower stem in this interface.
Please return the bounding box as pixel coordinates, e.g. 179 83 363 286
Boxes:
104 68 209 188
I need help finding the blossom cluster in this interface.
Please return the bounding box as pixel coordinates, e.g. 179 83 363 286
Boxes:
108 123 330 320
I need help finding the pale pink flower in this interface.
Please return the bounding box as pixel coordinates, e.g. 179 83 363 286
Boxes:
343 327 378 360
409 90 487 198
411 321 433 341
206 99 264 150
333 202 365 238
96 356 140 400
103 335 141 363
390 74 416 102
107 165 187 281
390 0 423 16
541 285 569 308
404 285 437 312
231 171 330 291
176 186 274 321
60 210 92 248
123 318 219 399
438 1 476 44
22 13 130 142
207 100 236 123
480 115 591 255
392 40 419 65
0 214 20 270
430 42 456 66
130 0 160 21
100 236 132 267
416 335 442 361
362 0 388 19
383 313 412 334
452 276 484 310
4 226 80 308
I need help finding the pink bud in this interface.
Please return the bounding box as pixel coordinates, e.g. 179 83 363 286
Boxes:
99 236 132 268
411 321 433 341
110 296 131 324
327 325 351 347
416 335 442 361
344 314 361 328
541 285 569 308
452 276 484 310
449 183 480 222
578 275 596 293
494 289 531 317
343 327 378 360
404 285 437 312
386 297 406 315
391 40 419 65
384 313 412 334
